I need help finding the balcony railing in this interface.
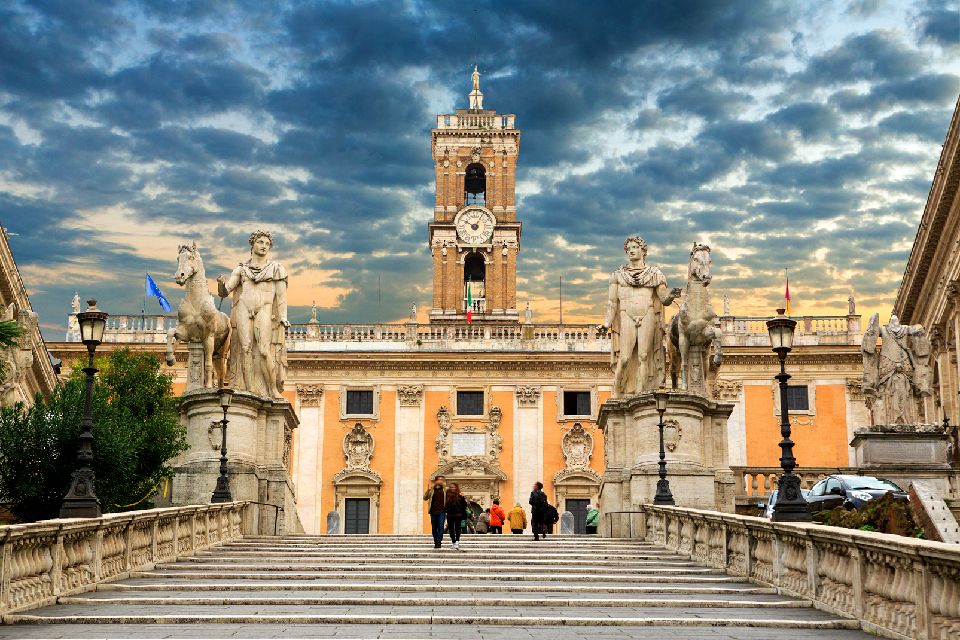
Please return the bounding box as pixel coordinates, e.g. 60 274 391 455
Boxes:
436 113 516 130
464 297 486 314
69 313 861 351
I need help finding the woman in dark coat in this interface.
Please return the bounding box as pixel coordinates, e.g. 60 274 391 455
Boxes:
529 481 548 541
445 482 468 550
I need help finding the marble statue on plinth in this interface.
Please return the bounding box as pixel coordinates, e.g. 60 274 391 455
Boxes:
602 236 681 397
217 230 289 399
668 243 722 394
165 243 231 389
862 313 932 425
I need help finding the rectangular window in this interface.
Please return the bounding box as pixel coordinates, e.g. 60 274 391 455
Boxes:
457 391 484 416
346 390 374 416
563 391 592 417
785 385 810 412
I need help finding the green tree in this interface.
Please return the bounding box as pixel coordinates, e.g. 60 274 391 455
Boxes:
0 348 188 522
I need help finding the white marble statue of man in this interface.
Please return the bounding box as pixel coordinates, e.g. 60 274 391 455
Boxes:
862 313 931 425
217 230 289 399
603 236 682 397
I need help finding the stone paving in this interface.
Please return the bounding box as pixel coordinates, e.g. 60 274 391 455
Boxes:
0 534 875 639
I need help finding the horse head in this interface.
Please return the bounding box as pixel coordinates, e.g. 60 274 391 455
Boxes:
688 242 712 286
174 242 201 286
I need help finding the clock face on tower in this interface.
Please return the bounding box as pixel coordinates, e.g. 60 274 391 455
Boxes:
455 207 496 245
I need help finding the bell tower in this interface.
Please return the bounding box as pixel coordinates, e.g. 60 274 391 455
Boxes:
429 67 521 324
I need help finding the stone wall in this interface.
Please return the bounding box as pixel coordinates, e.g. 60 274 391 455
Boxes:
0 502 249 615
608 505 960 640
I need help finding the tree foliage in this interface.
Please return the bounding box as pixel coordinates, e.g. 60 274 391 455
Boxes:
0 318 24 382
0 348 187 522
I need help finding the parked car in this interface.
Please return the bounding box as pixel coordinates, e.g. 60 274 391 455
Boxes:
759 489 812 519
805 475 907 512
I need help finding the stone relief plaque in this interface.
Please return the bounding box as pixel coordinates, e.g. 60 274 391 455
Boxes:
451 432 486 457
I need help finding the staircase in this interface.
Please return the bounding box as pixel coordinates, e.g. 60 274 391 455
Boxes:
1 534 871 639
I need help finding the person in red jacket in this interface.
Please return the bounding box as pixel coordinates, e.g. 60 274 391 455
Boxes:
489 499 506 534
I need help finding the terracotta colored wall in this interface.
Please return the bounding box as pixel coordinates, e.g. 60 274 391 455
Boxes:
372 391 396 534
422 390 445 532
744 383 849 468
492 390 514 509
542 391 564 501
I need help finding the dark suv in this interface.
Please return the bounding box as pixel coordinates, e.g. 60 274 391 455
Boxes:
806 475 907 512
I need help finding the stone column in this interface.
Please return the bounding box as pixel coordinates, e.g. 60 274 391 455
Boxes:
394 385 425 534
295 385 324 534
513 386 542 510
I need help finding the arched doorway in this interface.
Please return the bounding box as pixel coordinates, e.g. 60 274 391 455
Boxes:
464 162 486 205
464 252 485 314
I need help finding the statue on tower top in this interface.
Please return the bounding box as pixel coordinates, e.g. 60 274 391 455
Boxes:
469 65 484 110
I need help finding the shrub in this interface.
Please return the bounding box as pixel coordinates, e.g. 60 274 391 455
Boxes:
813 492 924 538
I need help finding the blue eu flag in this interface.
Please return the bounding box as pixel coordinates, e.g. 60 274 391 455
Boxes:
145 274 172 312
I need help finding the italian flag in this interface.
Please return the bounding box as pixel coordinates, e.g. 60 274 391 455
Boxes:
466 280 473 323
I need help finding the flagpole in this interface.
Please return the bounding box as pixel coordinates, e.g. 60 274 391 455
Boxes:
559 276 563 325
142 274 147 319
378 275 381 324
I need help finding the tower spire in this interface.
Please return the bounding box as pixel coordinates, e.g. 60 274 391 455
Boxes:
469 65 484 110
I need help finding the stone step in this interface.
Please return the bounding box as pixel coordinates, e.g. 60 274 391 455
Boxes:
151 561 713 574
100 580 776 594
5 612 862 630
134 569 734 583
174 555 697 567
200 548 685 559
59 594 811 608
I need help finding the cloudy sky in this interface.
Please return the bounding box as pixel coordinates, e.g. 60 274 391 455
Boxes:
1 0 957 339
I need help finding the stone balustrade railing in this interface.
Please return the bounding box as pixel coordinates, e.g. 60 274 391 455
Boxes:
436 113 516 129
73 314 862 350
731 466 845 498
0 502 249 614
607 505 960 640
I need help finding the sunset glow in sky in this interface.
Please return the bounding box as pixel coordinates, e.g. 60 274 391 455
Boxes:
1 1 958 337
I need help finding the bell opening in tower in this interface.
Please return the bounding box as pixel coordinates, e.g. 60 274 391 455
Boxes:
464 162 486 205
464 252 486 315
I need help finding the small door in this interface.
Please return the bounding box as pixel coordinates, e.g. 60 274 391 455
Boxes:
566 499 590 534
344 498 370 534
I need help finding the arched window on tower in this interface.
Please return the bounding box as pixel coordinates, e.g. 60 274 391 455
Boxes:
464 252 486 314
464 162 486 205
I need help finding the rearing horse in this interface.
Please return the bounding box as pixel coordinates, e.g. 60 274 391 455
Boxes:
165 243 231 388
669 242 722 391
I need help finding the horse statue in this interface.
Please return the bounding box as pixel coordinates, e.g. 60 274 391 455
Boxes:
165 243 231 389
669 242 722 393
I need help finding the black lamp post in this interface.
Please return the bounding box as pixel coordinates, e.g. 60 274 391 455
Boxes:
60 299 108 519
766 308 810 522
211 387 234 503
653 386 675 506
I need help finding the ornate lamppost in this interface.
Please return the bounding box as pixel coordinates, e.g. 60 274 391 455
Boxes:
60 299 108 518
766 308 810 522
653 386 675 506
211 387 234 503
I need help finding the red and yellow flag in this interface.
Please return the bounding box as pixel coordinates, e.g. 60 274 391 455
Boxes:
466 281 473 324
784 270 791 316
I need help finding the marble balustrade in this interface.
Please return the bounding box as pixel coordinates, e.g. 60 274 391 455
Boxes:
0 502 249 614
606 505 960 640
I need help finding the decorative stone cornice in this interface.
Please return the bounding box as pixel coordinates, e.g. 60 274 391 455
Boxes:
516 385 541 407
296 384 324 406
397 384 424 406
712 379 742 401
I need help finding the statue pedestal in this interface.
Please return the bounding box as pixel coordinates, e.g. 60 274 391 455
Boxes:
850 424 956 496
171 389 304 535
598 391 735 531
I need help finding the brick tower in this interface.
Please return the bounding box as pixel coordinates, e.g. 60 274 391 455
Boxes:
429 67 521 323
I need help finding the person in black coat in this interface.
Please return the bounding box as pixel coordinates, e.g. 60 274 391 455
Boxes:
528 481 548 541
445 482 468 550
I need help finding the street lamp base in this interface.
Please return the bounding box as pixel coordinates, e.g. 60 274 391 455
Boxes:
653 479 675 506
60 467 101 519
771 474 811 522
211 475 232 503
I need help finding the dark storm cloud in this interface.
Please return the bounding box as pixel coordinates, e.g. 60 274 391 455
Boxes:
0 0 956 336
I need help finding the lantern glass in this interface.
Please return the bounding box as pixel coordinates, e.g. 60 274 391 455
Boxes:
654 387 668 413
766 309 796 351
219 388 234 410
77 299 107 346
